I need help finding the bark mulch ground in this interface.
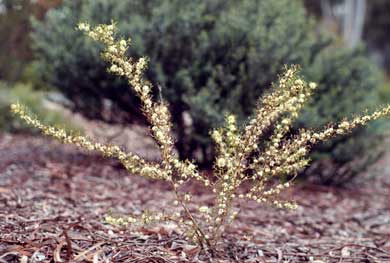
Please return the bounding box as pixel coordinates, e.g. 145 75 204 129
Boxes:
0 134 389 263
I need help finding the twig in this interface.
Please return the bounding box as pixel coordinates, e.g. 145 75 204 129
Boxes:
62 229 73 261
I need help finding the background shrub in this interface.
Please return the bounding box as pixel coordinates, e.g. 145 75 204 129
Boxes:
0 82 79 133
299 48 384 185
0 0 62 82
31 0 384 184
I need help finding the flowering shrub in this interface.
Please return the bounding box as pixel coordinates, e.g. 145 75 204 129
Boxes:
32 0 383 178
11 22 390 250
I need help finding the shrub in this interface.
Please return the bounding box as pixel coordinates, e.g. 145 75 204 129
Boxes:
0 0 62 81
0 82 79 133
31 0 383 181
378 80 390 104
12 22 390 250
298 48 384 185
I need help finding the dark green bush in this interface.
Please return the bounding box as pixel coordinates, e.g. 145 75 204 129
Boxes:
299 47 384 185
31 0 383 184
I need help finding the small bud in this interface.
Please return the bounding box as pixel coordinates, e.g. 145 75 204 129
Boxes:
217 158 226 168
77 23 90 31
309 82 317 89
108 45 117 53
294 79 303 85
142 85 150 94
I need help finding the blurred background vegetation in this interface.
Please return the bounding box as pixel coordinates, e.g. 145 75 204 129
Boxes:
1 0 390 185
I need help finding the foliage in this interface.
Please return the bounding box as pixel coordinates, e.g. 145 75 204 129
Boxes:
0 0 61 82
298 47 384 185
0 0 33 81
31 0 383 184
12 22 390 250
378 81 390 104
0 81 78 133
376 80 390 136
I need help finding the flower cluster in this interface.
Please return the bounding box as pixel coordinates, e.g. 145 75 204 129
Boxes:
11 22 390 250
